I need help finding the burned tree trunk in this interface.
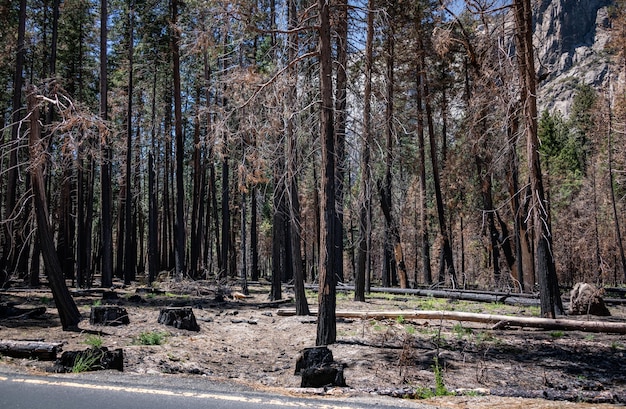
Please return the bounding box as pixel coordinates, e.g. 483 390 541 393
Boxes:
27 87 81 330
513 0 562 316
316 0 337 346
355 0 375 301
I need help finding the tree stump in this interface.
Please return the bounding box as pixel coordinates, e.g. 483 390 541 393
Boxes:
295 346 346 388
0 340 62 360
102 291 119 302
158 307 200 331
49 347 123 373
90 306 130 326
569 283 611 316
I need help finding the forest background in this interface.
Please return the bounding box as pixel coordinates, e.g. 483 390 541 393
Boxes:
1 0 626 335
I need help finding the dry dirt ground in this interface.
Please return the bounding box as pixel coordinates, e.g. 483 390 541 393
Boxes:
1 281 625 409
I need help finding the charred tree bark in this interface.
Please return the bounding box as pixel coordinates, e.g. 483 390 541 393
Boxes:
172 0 186 280
250 185 259 282
476 160 501 284
316 0 337 346
240 192 249 295
332 0 348 285
100 0 113 289
286 0 309 316
147 60 159 285
0 340 62 361
190 86 204 280
220 150 230 281
355 0 375 302
420 39 456 286
607 90 626 281
209 157 221 274
415 54 432 286
28 88 81 330
513 0 562 316
381 20 398 288
124 1 136 285
506 109 534 292
271 170 286 301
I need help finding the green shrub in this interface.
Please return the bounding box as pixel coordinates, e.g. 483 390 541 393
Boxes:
433 357 452 397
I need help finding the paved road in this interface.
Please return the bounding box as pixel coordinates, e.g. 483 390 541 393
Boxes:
0 369 437 409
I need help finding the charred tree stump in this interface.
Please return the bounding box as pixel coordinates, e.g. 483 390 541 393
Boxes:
102 291 119 302
49 347 123 373
0 340 62 360
295 346 346 388
158 307 199 331
90 306 130 326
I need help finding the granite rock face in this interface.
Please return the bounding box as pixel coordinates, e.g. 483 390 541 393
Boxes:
535 0 614 114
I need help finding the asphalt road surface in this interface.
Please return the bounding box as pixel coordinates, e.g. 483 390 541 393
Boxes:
0 369 437 409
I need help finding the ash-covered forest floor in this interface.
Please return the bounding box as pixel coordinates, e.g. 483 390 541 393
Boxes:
1 280 625 408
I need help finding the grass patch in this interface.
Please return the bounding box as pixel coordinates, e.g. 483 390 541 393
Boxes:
550 330 565 339
71 351 102 373
136 331 168 345
84 335 103 348
372 323 384 332
475 331 498 345
336 291 353 301
452 323 473 339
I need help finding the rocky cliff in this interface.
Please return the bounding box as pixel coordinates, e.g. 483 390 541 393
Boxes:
535 0 614 114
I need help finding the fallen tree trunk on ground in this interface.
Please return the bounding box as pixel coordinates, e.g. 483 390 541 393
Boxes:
0 305 46 319
0 340 63 360
300 284 540 306
276 309 626 334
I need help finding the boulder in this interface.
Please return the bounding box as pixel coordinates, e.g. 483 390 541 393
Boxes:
569 282 610 316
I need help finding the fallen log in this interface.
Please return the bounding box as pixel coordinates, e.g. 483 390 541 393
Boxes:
0 305 46 319
0 340 63 360
300 284 540 307
276 309 626 334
